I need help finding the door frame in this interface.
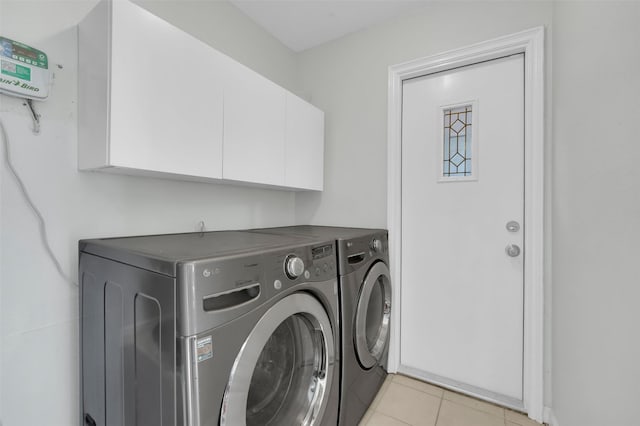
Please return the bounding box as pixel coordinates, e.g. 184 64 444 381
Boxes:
386 27 545 421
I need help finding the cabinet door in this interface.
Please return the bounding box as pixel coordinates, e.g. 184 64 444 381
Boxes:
285 94 324 190
108 0 224 179
223 64 286 186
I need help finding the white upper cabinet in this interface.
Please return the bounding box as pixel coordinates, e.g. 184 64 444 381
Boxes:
285 93 324 191
223 64 286 187
79 0 324 191
79 0 226 179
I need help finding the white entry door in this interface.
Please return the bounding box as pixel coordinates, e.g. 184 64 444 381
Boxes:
400 54 524 402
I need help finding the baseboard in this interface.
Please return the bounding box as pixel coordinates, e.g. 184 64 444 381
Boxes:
544 407 559 426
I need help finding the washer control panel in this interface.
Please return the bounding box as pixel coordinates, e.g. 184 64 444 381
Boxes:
338 231 389 275
284 255 305 279
370 238 383 253
276 242 336 285
310 243 336 279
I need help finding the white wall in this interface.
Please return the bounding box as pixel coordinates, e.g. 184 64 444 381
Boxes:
0 2 297 425
551 2 640 425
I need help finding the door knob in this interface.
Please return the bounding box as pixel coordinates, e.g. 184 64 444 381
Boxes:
505 244 521 257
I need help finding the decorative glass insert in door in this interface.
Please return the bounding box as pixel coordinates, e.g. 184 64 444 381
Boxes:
443 105 472 177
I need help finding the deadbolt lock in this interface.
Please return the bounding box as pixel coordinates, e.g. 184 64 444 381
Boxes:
506 221 520 232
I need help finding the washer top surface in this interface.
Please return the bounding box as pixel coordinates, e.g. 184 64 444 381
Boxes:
252 225 386 241
80 230 314 276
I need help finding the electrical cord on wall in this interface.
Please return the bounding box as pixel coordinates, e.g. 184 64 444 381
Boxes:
0 115 77 287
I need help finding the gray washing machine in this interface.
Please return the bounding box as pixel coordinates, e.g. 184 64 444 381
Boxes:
79 230 340 426
250 226 393 425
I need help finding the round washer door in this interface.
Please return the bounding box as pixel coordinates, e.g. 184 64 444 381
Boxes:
220 293 335 426
354 261 392 369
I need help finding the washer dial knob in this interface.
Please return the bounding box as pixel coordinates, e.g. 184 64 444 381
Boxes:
285 255 305 279
371 238 383 253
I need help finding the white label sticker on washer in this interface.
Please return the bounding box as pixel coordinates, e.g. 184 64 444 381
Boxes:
196 336 213 362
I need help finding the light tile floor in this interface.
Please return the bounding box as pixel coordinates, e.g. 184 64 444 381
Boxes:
359 374 545 426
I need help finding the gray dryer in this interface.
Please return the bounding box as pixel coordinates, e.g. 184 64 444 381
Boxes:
249 226 393 426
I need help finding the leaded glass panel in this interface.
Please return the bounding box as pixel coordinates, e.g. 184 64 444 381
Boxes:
443 105 472 177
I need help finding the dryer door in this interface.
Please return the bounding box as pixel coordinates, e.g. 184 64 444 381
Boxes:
354 261 392 369
220 293 335 426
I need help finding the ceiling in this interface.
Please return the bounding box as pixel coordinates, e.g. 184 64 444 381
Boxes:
229 0 430 52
